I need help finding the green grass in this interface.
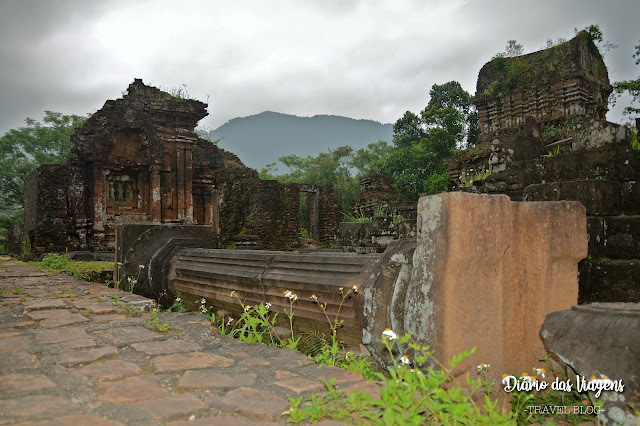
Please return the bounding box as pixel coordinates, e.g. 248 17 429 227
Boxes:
27 253 113 282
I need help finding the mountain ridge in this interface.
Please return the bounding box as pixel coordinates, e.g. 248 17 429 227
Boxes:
208 111 394 171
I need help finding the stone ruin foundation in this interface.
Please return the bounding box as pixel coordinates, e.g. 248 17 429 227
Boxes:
119 192 587 381
447 32 640 305
20 79 341 257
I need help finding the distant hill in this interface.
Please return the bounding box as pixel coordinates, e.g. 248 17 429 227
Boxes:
208 111 394 171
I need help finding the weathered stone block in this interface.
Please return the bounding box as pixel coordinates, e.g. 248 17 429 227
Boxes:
402 193 586 377
115 224 217 298
525 180 639 216
541 303 640 425
586 216 640 259
578 259 640 304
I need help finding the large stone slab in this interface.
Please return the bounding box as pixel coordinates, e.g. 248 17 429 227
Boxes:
541 303 640 425
367 193 587 378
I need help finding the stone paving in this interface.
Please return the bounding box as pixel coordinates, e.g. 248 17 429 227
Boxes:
0 257 380 425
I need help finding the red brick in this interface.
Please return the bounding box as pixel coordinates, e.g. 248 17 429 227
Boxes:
39 314 89 328
153 352 233 373
13 414 124 426
177 370 256 389
212 387 289 422
93 326 163 347
238 357 271 367
22 299 67 310
0 395 81 421
298 365 364 384
0 373 56 396
129 394 206 420
131 339 201 355
56 346 118 366
0 335 28 353
36 327 89 344
0 352 39 373
95 376 171 403
274 377 325 395
74 360 141 380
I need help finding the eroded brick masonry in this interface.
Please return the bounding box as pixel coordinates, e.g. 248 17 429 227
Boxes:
23 80 341 254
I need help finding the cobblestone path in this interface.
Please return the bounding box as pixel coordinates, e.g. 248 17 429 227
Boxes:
0 258 380 425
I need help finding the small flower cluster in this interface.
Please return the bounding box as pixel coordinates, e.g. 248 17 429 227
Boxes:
382 328 397 341
338 285 358 294
265 302 272 310
501 367 546 384
199 298 207 314
477 363 491 372
589 374 611 385
284 290 298 301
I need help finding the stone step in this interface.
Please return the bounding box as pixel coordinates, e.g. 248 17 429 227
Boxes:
485 145 640 188
524 180 639 216
587 216 640 259
578 258 640 304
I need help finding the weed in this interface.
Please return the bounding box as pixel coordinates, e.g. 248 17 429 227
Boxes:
31 253 113 283
167 293 188 313
145 308 170 332
81 307 92 316
342 208 372 223
299 227 309 239
288 331 513 424
126 264 145 293
210 292 283 347
543 146 561 157
462 166 493 187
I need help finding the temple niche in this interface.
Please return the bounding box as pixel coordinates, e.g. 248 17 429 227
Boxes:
22 79 341 255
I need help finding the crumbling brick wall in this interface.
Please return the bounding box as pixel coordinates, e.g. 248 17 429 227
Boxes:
23 164 73 254
350 174 407 217
475 32 611 142
22 79 341 254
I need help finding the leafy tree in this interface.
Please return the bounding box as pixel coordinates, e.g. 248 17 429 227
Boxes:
0 111 86 212
392 111 427 148
259 146 360 212
371 81 477 201
351 141 393 176
612 41 640 117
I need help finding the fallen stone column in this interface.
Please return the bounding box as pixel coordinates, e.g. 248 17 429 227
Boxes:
364 192 587 377
541 303 640 425
167 248 384 347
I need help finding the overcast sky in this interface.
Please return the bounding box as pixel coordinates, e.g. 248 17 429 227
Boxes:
1 0 638 137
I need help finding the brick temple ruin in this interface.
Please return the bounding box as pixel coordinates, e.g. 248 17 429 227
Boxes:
21 79 341 255
444 32 640 305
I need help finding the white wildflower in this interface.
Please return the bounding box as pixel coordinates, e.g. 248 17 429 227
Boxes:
265 303 272 309
400 354 411 365
382 328 397 340
200 298 206 305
